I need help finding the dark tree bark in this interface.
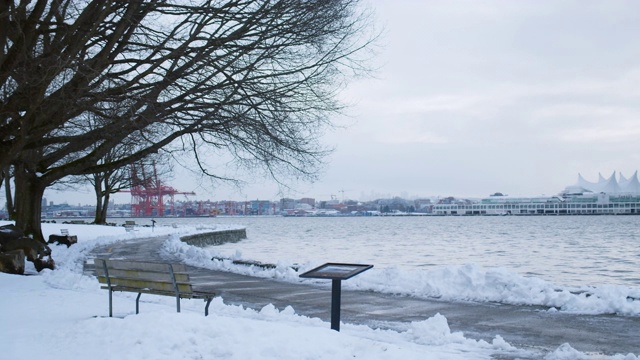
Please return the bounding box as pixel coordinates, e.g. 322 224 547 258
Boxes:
92 173 107 224
13 161 47 244
2 166 15 220
99 192 110 224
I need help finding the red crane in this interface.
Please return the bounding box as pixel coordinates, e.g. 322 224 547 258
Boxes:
127 161 195 217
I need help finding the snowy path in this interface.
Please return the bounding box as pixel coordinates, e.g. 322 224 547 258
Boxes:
85 235 640 357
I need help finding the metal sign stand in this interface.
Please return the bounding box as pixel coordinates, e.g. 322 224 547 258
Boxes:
299 263 373 331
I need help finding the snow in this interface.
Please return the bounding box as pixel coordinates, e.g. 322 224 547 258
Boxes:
166 239 640 317
0 221 638 359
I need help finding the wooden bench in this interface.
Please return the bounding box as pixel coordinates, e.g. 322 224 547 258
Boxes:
94 258 215 317
124 221 136 232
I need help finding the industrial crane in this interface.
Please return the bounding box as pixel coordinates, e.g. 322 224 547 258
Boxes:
125 161 195 217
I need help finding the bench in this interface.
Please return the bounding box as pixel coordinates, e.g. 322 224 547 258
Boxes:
124 221 135 232
94 258 216 317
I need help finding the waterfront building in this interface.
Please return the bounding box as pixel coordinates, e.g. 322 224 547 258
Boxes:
248 200 276 215
433 171 640 215
280 198 297 211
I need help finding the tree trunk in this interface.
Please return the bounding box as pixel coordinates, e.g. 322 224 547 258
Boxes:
93 174 104 224
3 166 15 220
97 192 110 224
93 173 112 225
14 164 46 244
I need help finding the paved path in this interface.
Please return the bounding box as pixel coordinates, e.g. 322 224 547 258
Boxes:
85 236 640 358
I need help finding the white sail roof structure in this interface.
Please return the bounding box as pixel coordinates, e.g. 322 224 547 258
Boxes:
601 172 621 194
619 172 631 187
571 171 640 195
622 171 640 194
576 173 598 190
598 173 607 183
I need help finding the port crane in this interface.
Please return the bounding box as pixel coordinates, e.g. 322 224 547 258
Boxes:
125 161 195 217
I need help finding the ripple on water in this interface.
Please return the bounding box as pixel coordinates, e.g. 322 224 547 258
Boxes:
159 215 640 288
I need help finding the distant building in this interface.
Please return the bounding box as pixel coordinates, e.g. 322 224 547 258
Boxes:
249 200 275 215
414 199 433 213
433 171 640 215
298 198 316 208
280 198 296 211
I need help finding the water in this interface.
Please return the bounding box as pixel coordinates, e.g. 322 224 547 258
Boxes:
131 215 640 288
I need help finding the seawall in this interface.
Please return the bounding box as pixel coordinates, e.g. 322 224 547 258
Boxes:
179 228 247 247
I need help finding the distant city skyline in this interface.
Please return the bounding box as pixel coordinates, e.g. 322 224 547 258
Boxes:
29 170 637 208
8 1 640 206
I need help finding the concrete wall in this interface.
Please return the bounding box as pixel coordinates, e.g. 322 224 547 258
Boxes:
179 228 247 247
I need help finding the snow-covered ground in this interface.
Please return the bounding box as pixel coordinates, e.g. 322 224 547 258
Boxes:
0 221 637 359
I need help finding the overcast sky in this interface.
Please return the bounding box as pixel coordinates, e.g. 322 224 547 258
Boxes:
42 0 640 205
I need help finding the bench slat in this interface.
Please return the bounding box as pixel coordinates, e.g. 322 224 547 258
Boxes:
95 268 190 283
97 276 193 293
95 259 187 273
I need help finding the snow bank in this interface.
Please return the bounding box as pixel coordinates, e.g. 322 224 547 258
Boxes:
0 257 525 359
163 235 640 317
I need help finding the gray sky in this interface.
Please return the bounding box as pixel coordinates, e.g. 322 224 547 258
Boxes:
43 0 640 205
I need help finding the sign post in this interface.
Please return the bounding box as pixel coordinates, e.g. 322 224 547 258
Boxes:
299 263 373 331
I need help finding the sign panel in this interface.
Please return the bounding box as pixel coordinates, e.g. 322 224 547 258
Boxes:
299 263 373 280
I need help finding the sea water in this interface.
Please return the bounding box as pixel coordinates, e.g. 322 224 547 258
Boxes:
143 215 640 289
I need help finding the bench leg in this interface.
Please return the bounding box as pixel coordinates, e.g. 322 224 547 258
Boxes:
176 296 181 313
205 297 213 316
109 290 113 317
136 293 142 314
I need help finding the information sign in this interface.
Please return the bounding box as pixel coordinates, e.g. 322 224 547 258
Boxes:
299 262 373 331
299 263 373 280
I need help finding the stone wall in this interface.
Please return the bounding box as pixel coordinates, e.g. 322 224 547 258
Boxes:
179 228 247 247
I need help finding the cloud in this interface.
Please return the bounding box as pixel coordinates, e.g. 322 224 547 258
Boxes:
386 95 485 115
554 124 640 143
375 130 449 145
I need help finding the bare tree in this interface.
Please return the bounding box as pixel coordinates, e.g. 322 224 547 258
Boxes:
88 152 173 224
86 150 132 225
0 0 377 243
80 104 175 224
